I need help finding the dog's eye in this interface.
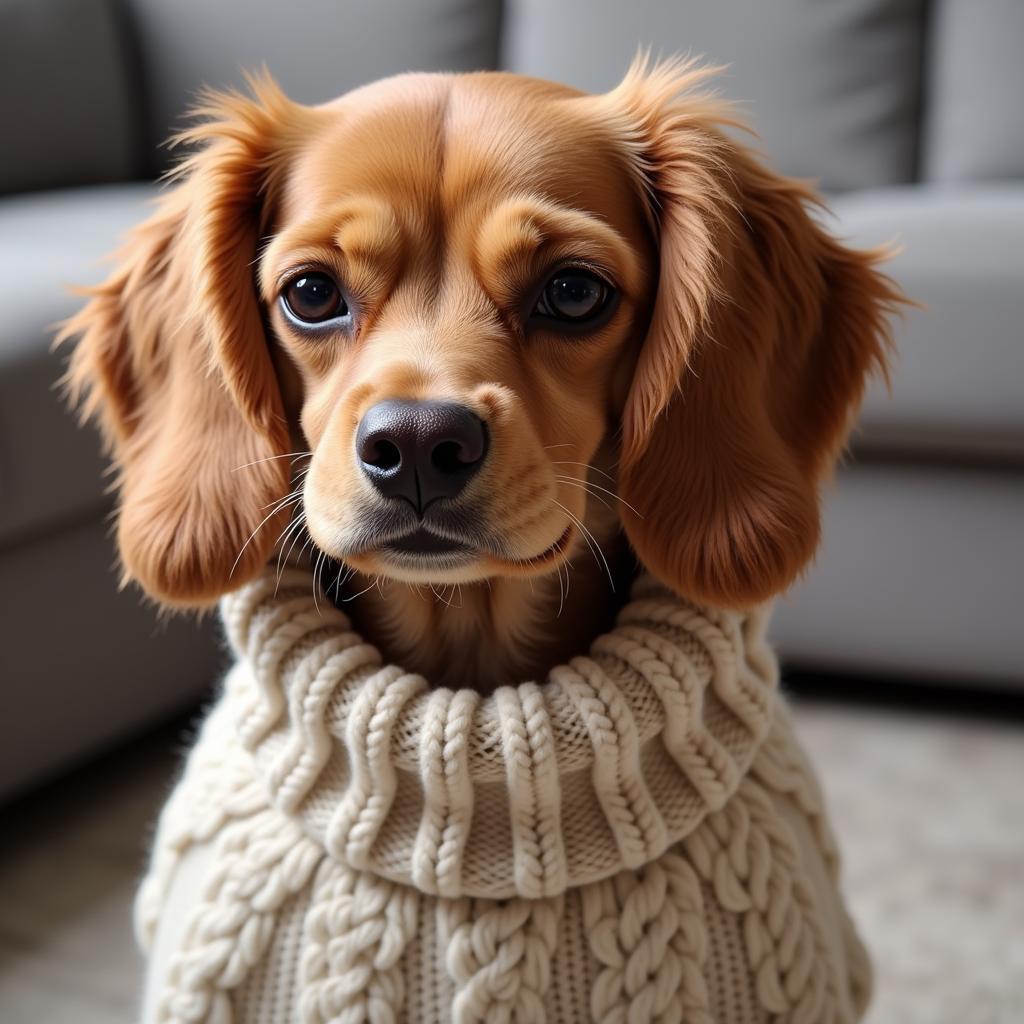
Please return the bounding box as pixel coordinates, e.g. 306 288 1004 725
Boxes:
282 272 348 324
532 269 612 325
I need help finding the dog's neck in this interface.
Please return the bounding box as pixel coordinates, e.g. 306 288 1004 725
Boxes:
336 531 634 693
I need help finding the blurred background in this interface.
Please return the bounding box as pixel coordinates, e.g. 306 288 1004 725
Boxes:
0 0 1021 1021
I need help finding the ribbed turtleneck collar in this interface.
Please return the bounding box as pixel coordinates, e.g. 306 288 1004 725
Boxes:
220 568 778 900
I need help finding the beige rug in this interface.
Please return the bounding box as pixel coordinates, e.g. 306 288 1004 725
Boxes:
0 697 1021 1023
794 700 1024 1024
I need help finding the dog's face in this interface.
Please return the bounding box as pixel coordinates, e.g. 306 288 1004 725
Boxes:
64 61 901 609
260 75 654 584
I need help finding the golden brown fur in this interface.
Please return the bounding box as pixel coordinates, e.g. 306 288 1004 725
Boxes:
61 58 902 690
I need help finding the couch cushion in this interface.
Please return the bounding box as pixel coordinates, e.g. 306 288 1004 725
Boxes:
502 0 926 191
0 0 144 194
0 515 222 799
124 0 502 170
0 184 158 548
921 0 1024 183
825 186 1024 460
770 461 1024 686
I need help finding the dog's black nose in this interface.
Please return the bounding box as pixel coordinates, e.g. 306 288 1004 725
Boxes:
355 400 488 511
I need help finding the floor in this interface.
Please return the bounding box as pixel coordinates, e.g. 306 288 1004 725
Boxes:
1 693 1022 1024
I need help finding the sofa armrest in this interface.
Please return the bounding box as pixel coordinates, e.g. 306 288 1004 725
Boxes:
0 0 144 195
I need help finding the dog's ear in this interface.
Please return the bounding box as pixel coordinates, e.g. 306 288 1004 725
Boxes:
605 59 903 607
60 76 311 607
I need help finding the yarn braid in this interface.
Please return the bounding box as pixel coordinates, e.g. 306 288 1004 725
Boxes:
751 715 872 1015
155 810 322 1023
266 630 381 812
232 596 330 748
299 859 420 1024
412 687 480 897
439 894 563 1022
495 683 567 899
681 778 851 1024
593 625 743 809
136 697 267 950
553 656 667 869
583 853 713 1023
325 667 426 866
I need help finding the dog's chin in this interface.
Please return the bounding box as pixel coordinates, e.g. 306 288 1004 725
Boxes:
370 552 495 586
317 523 577 587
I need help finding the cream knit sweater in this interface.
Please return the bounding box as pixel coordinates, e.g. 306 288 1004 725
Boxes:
138 568 870 1023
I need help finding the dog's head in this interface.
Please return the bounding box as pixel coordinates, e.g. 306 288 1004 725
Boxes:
63 59 900 609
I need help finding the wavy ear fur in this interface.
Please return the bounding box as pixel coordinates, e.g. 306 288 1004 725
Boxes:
605 58 904 607
60 75 308 607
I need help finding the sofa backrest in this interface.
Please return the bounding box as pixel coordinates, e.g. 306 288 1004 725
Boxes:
123 0 502 173
920 0 1024 183
5 0 1022 195
502 0 927 193
0 0 144 195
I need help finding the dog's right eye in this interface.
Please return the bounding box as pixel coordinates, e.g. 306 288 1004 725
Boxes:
281 272 348 325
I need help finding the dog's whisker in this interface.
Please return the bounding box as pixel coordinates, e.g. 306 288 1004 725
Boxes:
342 574 379 603
569 478 644 518
312 547 334 616
553 475 644 519
258 488 304 514
326 561 355 603
232 451 312 472
337 565 358 598
280 514 310 569
562 559 573 614
550 460 616 483
555 558 566 618
295 532 318 577
274 511 308 591
230 496 297 579
552 498 615 593
554 477 614 513
273 515 305 568
329 562 346 600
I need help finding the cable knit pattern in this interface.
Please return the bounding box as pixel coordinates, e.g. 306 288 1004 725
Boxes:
750 710 873 1017
494 683 567 899
299 858 419 1023
682 778 853 1023
220 567 778 898
413 687 480 897
135 699 268 950
155 810 322 1023
438 895 563 1022
136 566 871 1022
583 852 713 1023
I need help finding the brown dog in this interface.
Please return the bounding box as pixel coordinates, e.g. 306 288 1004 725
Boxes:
62 57 900 690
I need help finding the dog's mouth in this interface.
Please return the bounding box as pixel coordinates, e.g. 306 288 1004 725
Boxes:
383 528 473 560
378 523 573 566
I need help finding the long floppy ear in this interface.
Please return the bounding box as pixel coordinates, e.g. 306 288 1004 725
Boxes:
60 76 310 607
605 59 904 607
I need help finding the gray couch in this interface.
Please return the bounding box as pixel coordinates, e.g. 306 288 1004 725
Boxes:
2 0 1021 798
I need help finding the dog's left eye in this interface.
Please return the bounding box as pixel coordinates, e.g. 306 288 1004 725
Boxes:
281 272 348 325
532 269 613 326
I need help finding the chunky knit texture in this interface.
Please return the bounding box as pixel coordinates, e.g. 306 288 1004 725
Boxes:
138 568 870 1023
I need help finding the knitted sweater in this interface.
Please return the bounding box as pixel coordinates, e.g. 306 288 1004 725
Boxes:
138 568 870 1023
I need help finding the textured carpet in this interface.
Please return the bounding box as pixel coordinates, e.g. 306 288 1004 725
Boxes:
794 700 1024 1024
0 697 1021 1022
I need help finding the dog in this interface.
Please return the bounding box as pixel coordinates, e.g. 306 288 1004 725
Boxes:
63 58 902 1022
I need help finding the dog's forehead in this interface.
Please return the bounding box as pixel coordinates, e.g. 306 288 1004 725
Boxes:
282 73 634 225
